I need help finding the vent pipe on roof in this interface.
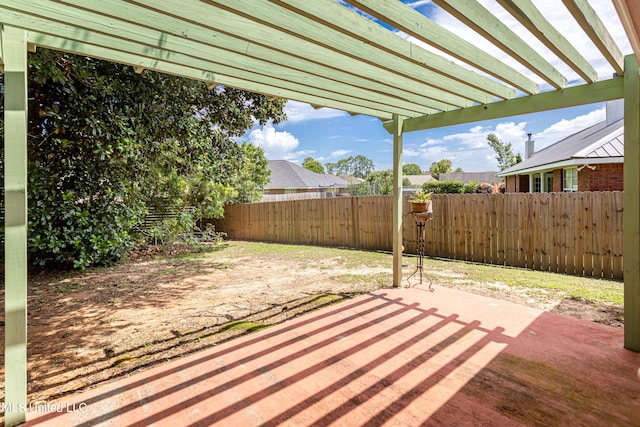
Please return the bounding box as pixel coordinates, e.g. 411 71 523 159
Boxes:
525 133 535 159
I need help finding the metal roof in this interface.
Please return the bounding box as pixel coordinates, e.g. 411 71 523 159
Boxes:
266 160 349 189
499 117 624 175
1 1 638 130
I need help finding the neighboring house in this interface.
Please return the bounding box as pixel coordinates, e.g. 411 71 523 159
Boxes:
404 174 436 187
338 174 364 185
263 160 349 201
439 171 501 184
498 100 624 193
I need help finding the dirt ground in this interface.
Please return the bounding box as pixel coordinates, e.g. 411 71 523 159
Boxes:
0 241 625 416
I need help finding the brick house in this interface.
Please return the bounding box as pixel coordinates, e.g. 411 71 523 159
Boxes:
498 101 624 193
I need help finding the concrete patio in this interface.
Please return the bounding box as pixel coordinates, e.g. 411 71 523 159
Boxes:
26 285 640 426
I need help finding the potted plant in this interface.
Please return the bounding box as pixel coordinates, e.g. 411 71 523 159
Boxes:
409 189 432 213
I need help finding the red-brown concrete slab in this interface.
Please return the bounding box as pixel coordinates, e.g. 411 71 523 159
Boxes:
25 286 640 426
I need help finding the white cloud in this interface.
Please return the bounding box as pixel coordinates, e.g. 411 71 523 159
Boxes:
408 121 528 171
247 123 300 159
442 121 527 150
295 149 317 157
330 149 352 157
282 101 347 124
406 0 432 8
403 148 421 157
404 105 607 171
534 108 605 150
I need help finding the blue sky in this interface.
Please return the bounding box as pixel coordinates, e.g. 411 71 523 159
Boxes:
239 0 633 173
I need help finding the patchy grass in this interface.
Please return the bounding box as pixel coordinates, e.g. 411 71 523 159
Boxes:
11 239 625 410
186 241 622 307
421 257 623 305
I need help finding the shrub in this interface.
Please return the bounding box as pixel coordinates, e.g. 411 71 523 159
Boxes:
422 180 466 194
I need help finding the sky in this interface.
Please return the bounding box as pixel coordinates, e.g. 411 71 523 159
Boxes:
238 0 633 173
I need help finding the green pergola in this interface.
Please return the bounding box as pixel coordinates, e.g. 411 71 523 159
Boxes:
3 1 640 425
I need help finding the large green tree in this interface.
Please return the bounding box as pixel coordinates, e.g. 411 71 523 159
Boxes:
325 154 374 178
0 49 285 268
429 159 453 180
302 157 325 174
487 133 521 171
403 163 422 175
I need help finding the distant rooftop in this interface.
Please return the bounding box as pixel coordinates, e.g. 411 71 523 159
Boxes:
439 171 501 184
499 118 624 176
266 160 349 189
404 175 436 186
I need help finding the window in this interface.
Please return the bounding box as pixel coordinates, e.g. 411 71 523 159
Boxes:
545 172 553 193
533 175 541 193
563 168 578 192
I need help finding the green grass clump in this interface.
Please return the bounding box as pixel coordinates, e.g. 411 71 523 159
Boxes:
219 320 271 333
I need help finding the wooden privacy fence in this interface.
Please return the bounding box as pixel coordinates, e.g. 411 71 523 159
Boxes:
211 192 624 279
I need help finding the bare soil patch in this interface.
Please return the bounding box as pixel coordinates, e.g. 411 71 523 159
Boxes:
0 241 624 414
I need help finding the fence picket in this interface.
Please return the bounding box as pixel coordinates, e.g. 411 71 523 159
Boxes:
495 194 505 265
213 193 623 279
613 192 624 280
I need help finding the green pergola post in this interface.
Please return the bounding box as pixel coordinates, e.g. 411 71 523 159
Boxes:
624 54 640 352
3 25 29 426
392 114 404 287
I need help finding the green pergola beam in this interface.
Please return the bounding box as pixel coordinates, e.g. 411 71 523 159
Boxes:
3 5 444 115
264 0 514 101
433 0 567 89
383 77 625 133
392 114 404 288
497 0 597 83
624 54 640 351
563 0 625 76
0 30 4 67
2 25 28 427
28 33 397 120
613 0 640 65
216 73 396 120
16 0 462 112
345 0 539 95
141 0 473 109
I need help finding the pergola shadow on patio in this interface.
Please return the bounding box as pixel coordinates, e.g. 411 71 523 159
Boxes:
25 286 639 426
5 1 640 425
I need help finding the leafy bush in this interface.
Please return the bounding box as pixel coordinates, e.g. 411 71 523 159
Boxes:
422 180 466 194
28 172 145 268
463 181 477 194
0 48 283 269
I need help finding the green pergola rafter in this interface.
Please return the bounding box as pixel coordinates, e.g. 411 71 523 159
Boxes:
247 0 515 100
345 0 541 94
3 1 640 426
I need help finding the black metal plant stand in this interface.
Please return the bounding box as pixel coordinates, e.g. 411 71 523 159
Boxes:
407 210 434 291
